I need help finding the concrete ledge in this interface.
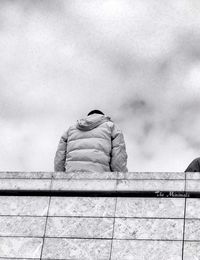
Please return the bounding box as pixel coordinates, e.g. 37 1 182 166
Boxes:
0 172 199 193
0 171 186 179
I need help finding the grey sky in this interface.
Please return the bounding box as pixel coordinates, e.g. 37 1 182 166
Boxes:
1 0 200 171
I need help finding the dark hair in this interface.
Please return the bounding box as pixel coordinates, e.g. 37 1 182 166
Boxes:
87 110 104 116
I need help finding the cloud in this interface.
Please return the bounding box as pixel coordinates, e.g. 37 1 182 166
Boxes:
1 0 200 171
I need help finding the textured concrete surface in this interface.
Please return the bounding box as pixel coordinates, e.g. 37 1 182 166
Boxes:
186 199 200 218
0 171 200 259
51 179 116 191
115 197 185 218
0 237 43 258
116 179 185 191
0 179 51 190
0 196 49 216
0 216 46 236
46 217 114 238
111 240 183 260
42 238 111 259
186 180 200 191
183 242 200 260
114 218 183 240
49 197 116 217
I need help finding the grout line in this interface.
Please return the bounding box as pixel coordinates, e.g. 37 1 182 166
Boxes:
184 171 187 192
0 178 52 180
182 198 187 260
182 173 187 260
0 178 188 180
0 236 194 241
40 196 51 260
0 258 40 260
0 215 191 219
184 240 200 242
0 258 83 260
109 197 117 260
39 177 53 260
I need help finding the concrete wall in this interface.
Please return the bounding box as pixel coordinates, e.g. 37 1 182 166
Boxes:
0 172 200 259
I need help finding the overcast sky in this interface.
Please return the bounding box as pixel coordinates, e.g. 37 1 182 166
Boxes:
1 0 200 172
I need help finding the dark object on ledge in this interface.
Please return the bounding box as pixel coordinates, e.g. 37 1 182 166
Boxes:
185 157 200 172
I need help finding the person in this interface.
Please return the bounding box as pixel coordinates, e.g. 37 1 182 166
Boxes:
185 157 200 172
54 110 128 172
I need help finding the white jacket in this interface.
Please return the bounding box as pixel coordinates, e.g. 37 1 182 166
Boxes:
54 114 128 172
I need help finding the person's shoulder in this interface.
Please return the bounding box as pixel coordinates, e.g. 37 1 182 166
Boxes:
104 119 122 134
61 124 75 135
110 120 122 131
105 119 114 128
65 124 78 135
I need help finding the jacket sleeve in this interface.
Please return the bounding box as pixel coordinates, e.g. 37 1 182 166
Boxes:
54 131 68 172
110 124 128 172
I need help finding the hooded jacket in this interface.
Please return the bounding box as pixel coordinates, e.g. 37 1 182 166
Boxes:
54 114 128 172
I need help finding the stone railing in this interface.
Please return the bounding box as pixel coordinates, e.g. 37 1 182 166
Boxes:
0 172 200 259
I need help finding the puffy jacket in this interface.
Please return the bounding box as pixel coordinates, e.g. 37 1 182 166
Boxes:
185 157 200 172
54 114 128 172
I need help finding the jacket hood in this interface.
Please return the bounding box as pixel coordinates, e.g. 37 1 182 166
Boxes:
76 114 111 131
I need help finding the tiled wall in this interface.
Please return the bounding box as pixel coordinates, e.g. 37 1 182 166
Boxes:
0 172 200 259
0 196 200 259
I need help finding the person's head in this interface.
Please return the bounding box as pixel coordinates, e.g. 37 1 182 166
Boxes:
87 110 104 116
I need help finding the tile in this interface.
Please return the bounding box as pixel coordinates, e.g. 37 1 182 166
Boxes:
0 216 46 237
118 172 185 180
185 220 200 240
186 199 200 218
46 217 113 238
49 197 116 217
183 242 200 260
0 172 52 179
116 197 185 218
114 218 183 240
116 180 185 191
53 171 118 179
51 179 116 191
186 172 200 180
0 179 51 190
111 240 182 260
0 237 42 258
186 180 200 192
0 196 49 216
42 238 111 260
